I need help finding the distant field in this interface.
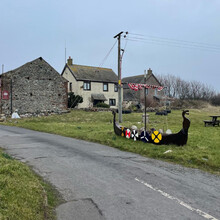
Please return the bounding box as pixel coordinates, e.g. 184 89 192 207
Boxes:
4 106 220 174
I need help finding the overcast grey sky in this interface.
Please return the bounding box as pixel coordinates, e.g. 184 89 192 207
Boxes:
1 0 220 92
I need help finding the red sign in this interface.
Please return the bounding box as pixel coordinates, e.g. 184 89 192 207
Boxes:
2 90 9 100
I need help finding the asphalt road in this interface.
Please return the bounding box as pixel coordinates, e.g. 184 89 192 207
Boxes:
0 125 219 220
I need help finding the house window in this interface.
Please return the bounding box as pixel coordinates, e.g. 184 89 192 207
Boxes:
84 81 91 90
69 82 72 92
114 84 118 92
145 88 148 95
103 83 108 91
109 99 116 106
155 89 157 96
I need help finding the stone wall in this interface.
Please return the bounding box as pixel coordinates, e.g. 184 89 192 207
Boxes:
0 58 68 115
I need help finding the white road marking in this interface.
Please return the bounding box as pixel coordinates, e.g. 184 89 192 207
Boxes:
135 178 218 220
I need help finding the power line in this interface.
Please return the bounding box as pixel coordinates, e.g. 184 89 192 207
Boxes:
125 37 220 53
127 36 220 51
128 32 145 37
121 38 128 59
128 32 220 49
99 40 117 67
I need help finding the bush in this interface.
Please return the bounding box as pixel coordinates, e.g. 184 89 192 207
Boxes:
145 97 159 107
95 102 110 108
211 94 220 106
68 92 83 108
171 99 208 109
129 104 137 112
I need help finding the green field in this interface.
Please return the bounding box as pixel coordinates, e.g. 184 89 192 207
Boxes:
0 150 60 220
4 107 220 175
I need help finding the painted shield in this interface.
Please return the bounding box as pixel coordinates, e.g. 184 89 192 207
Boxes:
151 130 162 144
131 130 139 141
125 129 131 139
140 131 150 143
121 127 125 137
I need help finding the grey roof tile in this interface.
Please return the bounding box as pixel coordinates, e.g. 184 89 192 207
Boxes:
2 57 68 82
67 64 118 83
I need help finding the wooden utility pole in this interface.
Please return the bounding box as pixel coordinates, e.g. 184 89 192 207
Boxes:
114 31 123 123
144 70 147 132
10 79 12 115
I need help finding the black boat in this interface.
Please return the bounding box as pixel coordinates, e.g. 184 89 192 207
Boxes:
112 110 190 146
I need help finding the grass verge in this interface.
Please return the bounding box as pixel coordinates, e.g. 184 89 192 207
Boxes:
3 107 220 175
0 149 61 220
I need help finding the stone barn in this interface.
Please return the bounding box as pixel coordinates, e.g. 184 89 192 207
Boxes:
0 57 68 116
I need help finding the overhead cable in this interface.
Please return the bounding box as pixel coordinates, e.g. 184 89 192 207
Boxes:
99 40 117 67
128 32 220 48
125 37 220 53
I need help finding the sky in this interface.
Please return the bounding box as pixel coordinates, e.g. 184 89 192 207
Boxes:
1 0 220 92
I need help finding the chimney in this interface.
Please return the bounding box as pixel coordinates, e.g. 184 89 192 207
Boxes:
67 56 73 65
147 68 152 75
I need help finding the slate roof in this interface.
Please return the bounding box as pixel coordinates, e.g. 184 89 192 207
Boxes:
91 93 107 101
122 72 161 89
122 74 147 84
2 57 67 82
122 72 162 101
64 64 118 83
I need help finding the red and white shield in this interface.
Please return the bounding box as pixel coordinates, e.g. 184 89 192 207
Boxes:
125 129 131 139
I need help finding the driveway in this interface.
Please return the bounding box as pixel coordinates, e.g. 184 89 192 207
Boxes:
0 125 219 220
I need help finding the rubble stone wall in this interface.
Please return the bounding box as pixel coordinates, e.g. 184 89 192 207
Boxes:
0 58 68 115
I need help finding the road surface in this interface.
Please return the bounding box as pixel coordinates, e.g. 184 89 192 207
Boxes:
0 125 219 220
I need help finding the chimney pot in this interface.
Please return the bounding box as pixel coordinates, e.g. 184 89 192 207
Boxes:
67 56 73 65
148 68 152 75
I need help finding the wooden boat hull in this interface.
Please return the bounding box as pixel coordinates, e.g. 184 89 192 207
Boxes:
159 129 188 146
113 110 190 146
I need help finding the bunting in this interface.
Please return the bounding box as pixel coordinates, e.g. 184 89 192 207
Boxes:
128 83 163 91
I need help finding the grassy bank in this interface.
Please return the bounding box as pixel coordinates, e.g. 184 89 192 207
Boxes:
0 149 60 220
4 107 220 174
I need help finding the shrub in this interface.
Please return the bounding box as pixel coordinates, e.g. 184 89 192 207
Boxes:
145 97 159 107
95 102 110 108
211 94 220 106
171 99 208 109
68 92 83 108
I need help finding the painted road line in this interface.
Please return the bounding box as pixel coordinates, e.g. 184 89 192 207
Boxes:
135 178 218 220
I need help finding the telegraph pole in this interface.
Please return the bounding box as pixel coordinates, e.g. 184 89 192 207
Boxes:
144 70 147 132
10 79 13 115
114 31 123 123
